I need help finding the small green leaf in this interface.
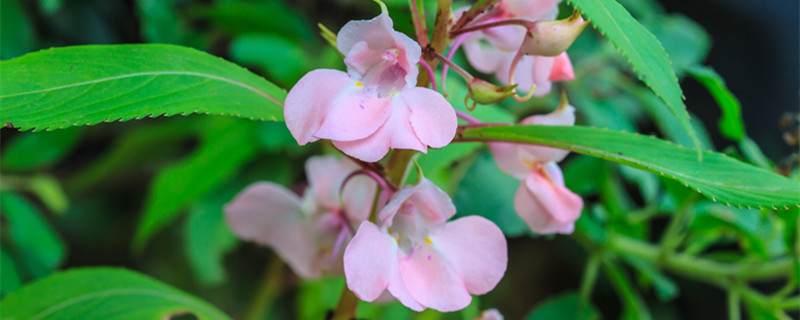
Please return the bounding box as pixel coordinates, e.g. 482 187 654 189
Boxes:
739 137 773 169
0 247 22 296
1 128 82 172
183 190 238 285
687 65 745 141
132 118 259 253
0 267 231 320
27 175 69 215
1 44 285 132
568 0 701 155
0 192 66 279
455 125 800 209
525 292 599 320
622 256 679 301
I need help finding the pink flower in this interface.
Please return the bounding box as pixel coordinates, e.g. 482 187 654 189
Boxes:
284 13 457 162
475 309 504 320
489 103 584 234
224 156 376 278
343 179 507 312
459 0 575 96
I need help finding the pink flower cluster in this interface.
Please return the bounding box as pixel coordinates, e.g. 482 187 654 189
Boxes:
458 0 582 96
284 13 456 162
227 1 588 313
489 103 584 234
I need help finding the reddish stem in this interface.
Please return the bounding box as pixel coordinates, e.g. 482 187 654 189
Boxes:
451 18 532 37
418 59 438 91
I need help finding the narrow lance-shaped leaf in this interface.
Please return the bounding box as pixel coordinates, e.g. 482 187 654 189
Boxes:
0 44 285 132
0 267 231 320
568 0 702 157
132 117 259 253
455 125 800 210
686 65 745 141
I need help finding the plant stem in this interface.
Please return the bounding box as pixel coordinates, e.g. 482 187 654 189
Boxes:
386 149 418 185
409 0 429 47
658 197 695 257
603 259 651 320
778 296 800 310
728 290 741 320
244 258 284 320
579 253 601 303
610 234 793 283
331 286 361 320
450 18 531 37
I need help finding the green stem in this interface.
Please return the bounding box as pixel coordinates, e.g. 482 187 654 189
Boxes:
386 149 417 185
610 234 793 283
603 259 651 320
331 286 361 320
579 253 601 303
244 258 284 320
778 296 800 310
658 193 698 257
728 290 741 320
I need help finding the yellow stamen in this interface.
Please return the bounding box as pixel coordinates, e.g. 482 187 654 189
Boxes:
424 237 433 245
355 81 363 88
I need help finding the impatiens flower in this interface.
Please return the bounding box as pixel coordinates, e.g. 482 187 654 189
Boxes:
474 309 504 320
459 0 575 96
284 13 457 162
489 101 584 234
224 156 376 279
343 178 507 312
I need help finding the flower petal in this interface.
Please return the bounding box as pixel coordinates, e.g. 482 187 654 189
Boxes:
518 105 576 163
285 69 355 145
305 156 361 211
398 244 472 312
344 221 396 301
462 33 511 74
408 179 457 227
403 87 457 148
489 142 530 180
332 97 426 162
548 52 575 81
430 216 507 295
314 85 393 142
224 182 323 278
514 163 583 234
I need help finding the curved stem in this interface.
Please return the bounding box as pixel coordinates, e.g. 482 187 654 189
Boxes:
244 258 284 320
409 0 429 47
441 33 470 95
579 253 602 303
431 51 473 82
418 59 438 91
456 110 482 124
508 48 536 102
451 18 532 37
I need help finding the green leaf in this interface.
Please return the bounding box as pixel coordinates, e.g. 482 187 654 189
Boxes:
136 0 205 47
298 277 345 320
190 1 313 42
183 196 237 286
621 256 678 301
1 0 35 60
0 247 22 296
453 153 529 237
0 267 231 320
230 34 308 87
455 125 800 209
525 292 599 320
27 175 70 215
67 118 198 192
132 118 259 252
652 15 710 74
0 44 285 132
1 128 82 171
0 192 66 279
568 0 701 155
739 137 773 169
687 65 745 141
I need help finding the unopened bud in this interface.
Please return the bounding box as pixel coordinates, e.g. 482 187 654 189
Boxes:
467 79 518 106
520 9 588 57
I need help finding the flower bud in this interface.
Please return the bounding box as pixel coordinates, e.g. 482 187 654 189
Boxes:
467 78 518 106
520 9 588 57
